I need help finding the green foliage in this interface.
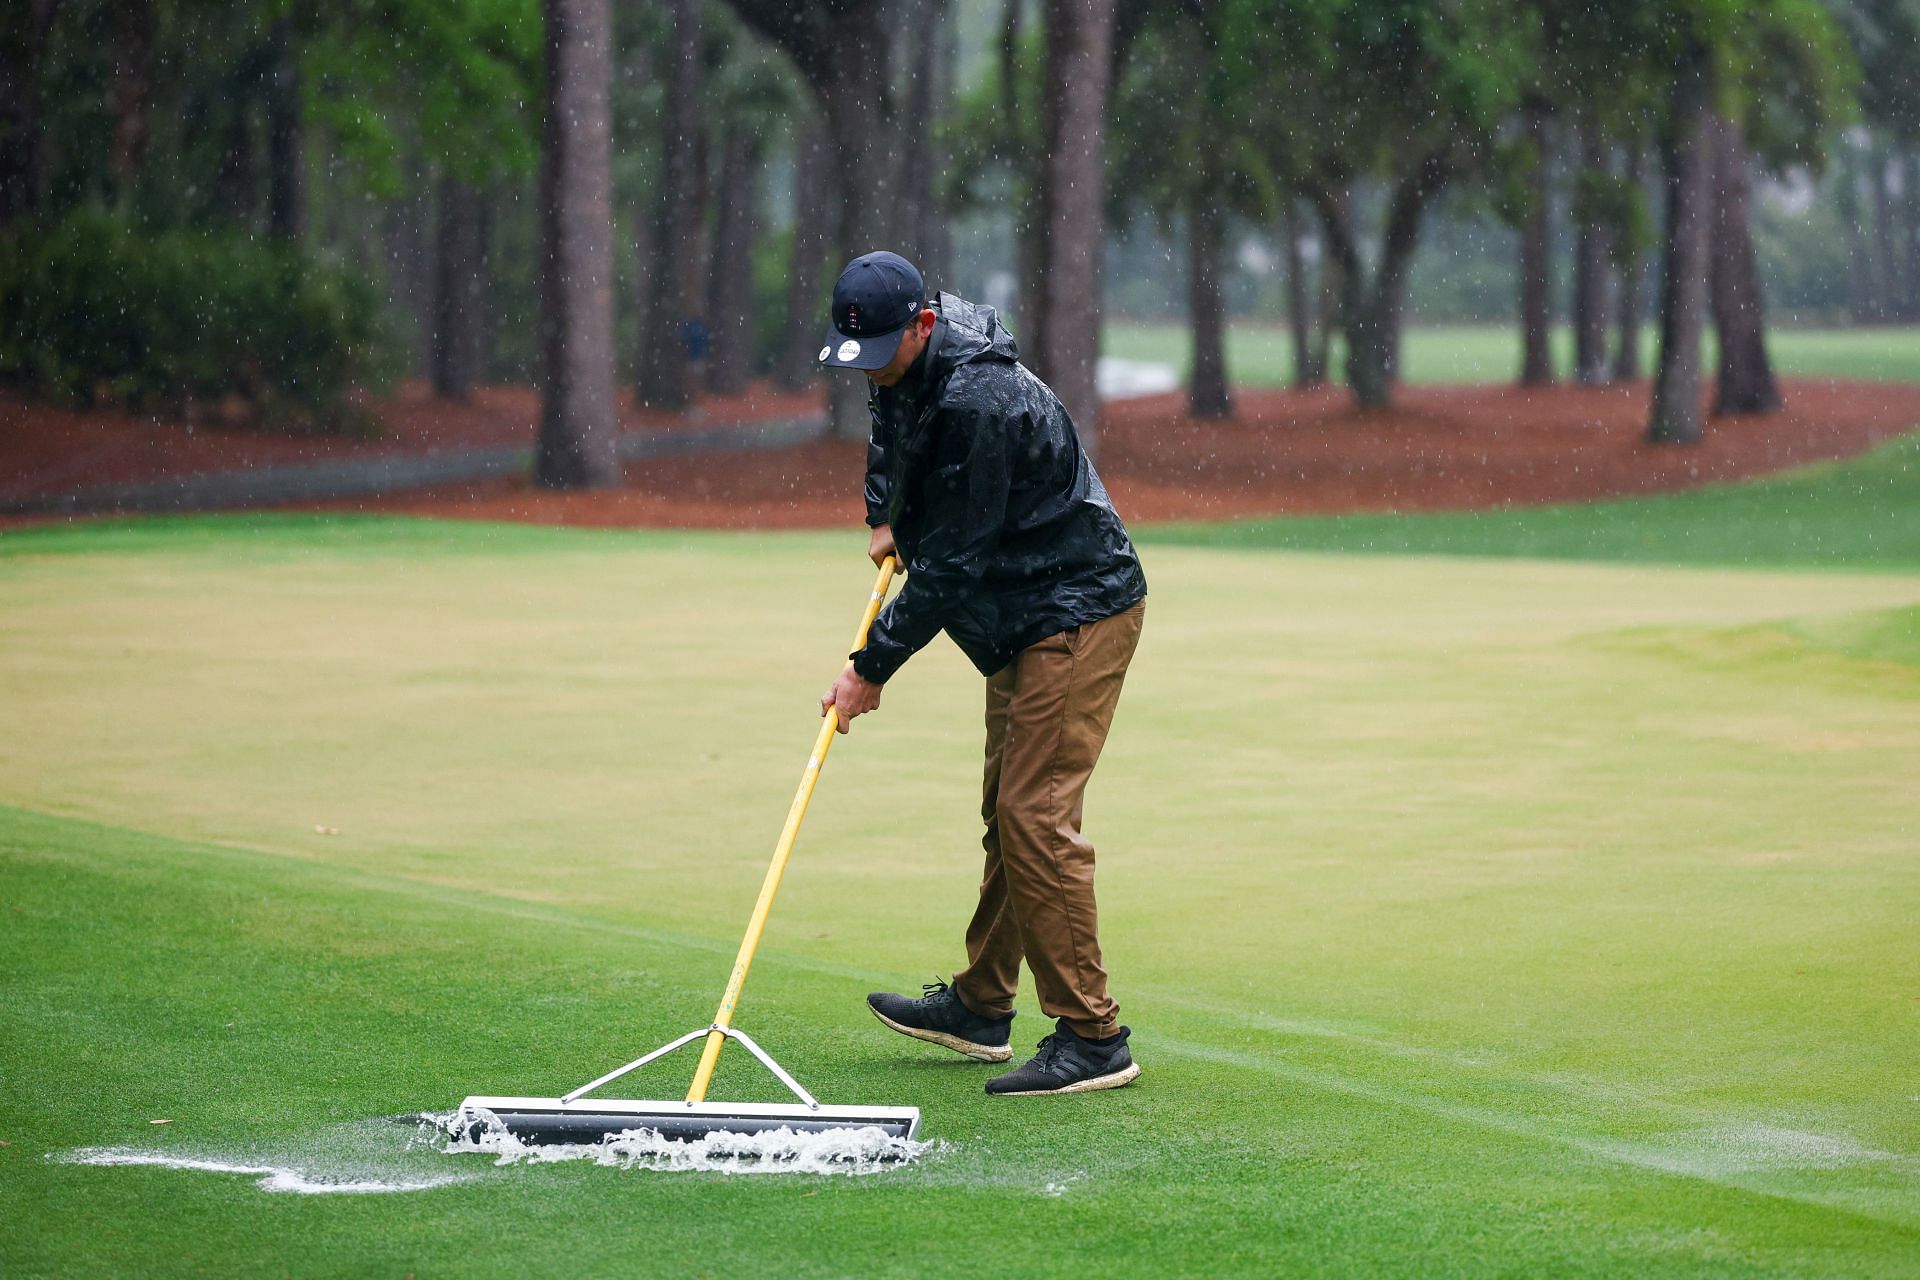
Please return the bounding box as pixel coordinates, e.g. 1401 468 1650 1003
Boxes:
943 24 1044 219
303 0 542 194
1570 165 1657 266
0 211 393 430
1832 0 1920 138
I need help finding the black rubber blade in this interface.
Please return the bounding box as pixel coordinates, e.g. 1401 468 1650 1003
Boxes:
452 1095 921 1146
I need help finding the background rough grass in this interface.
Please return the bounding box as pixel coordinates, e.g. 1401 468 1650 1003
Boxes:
3 457 1918 1276
1103 322 1920 387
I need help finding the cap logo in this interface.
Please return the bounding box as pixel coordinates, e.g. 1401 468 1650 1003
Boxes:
837 339 862 362
845 305 863 334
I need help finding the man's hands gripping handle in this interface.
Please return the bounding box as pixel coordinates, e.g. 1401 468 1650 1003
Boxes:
820 549 900 733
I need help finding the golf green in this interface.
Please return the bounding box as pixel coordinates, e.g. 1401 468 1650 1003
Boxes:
3 491 1917 1275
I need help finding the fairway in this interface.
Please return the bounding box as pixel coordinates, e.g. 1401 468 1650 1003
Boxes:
4 512 1919 1276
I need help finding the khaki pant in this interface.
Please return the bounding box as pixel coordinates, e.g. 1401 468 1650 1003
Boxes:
951 601 1144 1040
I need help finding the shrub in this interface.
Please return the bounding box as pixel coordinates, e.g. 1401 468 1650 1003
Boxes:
0 211 394 433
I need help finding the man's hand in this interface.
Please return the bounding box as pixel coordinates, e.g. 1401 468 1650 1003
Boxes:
820 664 883 733
868 523 898 570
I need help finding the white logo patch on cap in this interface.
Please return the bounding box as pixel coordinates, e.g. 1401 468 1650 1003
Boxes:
837 340 861 362
817 345 831 362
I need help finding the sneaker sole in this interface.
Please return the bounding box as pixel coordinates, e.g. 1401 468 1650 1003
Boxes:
990 1062 1142 1096
868 1006 1013 1063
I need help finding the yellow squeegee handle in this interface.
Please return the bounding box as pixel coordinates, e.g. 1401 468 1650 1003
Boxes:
685 556 900 1104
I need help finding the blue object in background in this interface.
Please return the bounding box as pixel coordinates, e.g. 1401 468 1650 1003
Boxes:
683 319 710 361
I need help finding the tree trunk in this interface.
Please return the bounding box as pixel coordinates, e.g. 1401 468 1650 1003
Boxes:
1315 155 1448 409
777 123 830 390
704 125 763 397
816 21 894 438
1311 189 1345 388
215 99 257 227
897 0 953 286
110 0 155 201
433 175 488 400
635 0 703 411
629 168 658 391
1646 48 1713 446
1188 195 1231 418
1006 0 1052 376
1708 114 1780 416
265 17 305 240
536 0 621 488
1571 124 1611 385
1518 102 1555 387
723 0 901 438
1833 141 1875 322
0 0 60 227
1871 142 1903 320
1612 147 1646 380
1904 146 1920 322
1283 200 1321 389
1037 0 1115 446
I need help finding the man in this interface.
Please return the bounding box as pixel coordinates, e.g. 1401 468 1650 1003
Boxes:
816 251 1148 1097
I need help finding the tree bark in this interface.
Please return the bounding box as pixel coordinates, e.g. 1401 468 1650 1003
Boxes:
1283 200 1321 389
1518 101 1555 387
433 175 488 401
1832 141 1874 322
1311 188 1345 388
815 23 894 438
1312 154 1449 408
635 0 703 411
704 124 764 396
1612 146 1646 380
1571 124 1612 385
1188 194 1231 418
536 0 621 488
1707 114 1780 416
776 123 830 390
1646 48 1713 446
215 95 257 227
0 0 60 227
723 0 895 437
110 0 155 201
897 0 953 286
1904 146 1920 322
265 17 305 240
1015 0 1051 381
1037 0 1116 446
1904 144 1920 322
1871 142 1903 321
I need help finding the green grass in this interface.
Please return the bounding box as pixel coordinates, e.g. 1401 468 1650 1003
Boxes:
1103 322 1920 387
1142 432 1920 570
3 508 1919 1276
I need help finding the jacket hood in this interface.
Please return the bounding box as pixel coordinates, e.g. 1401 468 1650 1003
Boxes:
925 290 1018 384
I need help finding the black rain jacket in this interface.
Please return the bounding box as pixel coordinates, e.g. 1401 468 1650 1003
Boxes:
850 291 1147 684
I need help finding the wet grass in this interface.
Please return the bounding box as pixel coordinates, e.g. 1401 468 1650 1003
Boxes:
1141 432 1920 570
1104 321 1920 387
3 511 1918 1276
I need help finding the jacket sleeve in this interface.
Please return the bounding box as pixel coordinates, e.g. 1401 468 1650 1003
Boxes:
863 391 891 527
850 404 1012 683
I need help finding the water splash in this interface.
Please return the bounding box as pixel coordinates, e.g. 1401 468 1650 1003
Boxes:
59 1146 467 1195
425 1108 942 1177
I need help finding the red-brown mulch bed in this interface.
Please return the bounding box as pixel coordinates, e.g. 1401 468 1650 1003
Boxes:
303 379 1920 529
6 378 1918 531
0 379 824 507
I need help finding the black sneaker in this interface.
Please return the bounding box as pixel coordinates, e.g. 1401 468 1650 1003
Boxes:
984 1022 1140 1095
867 980 1015 1062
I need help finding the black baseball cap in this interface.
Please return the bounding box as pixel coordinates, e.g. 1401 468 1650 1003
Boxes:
818 251 926 371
